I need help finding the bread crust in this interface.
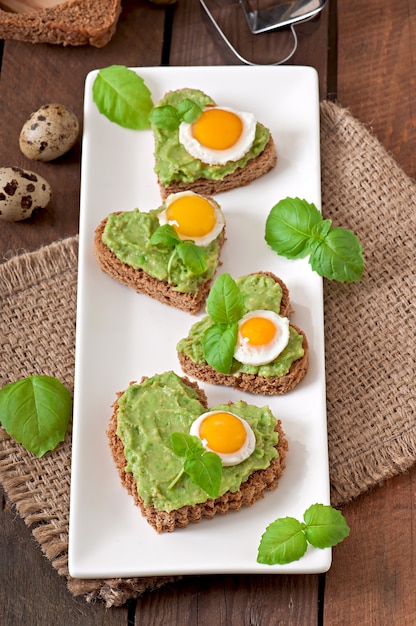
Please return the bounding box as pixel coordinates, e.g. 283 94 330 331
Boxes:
178 324 308 395
158 135 277 201
107 376 288 533
0 0 121 47
94 215 225 314
177 271 308 395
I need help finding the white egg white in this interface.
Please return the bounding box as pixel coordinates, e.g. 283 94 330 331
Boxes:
190 411 256 466
158 191 225 247
234 310 290 367
178 106 256 165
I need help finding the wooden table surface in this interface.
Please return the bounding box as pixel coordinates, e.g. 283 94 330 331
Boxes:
0 1 415 624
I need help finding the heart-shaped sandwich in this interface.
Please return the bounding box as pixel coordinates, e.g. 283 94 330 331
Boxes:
107 371 288 533
94 191 226 314
177 272 308 395
150 88 277 200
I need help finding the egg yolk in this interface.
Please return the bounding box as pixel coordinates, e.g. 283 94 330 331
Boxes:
166 195 216 238
192 108 243 150
239 316 277 347
199 412 247 454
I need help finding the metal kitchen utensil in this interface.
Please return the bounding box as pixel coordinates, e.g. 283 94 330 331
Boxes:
200 0 327 65
240 0 327 34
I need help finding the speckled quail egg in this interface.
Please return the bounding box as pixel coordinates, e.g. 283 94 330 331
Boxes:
19 103 79 162
0 167 51 221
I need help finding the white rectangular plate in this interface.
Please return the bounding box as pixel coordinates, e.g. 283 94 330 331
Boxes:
69 66 330 578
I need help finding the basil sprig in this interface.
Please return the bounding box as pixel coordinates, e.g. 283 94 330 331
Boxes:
0 375 72 457
150 224 208 279
149 98 203 131
257 503 350 565
169 432 222 498
202 273 246 374
265 197 364 282
92 65 154 130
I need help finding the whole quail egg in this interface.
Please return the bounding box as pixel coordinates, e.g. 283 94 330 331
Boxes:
0 166 52 221
19 103 79 162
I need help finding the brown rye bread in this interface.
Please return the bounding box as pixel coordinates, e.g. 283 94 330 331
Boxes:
158 135 277 201
94 214 225 315
0 0 121 47
177 271 309 395
107 376 288 533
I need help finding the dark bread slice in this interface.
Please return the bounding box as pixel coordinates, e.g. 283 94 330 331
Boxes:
158 135 277 201
107 376 288 533
177 271 308 395
94 215 225 314
178 324 308 395
0 0 121 47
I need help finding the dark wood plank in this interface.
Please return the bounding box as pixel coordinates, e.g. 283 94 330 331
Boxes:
325 468 416 624
169 0 329 97
337 0 416 179
0 0 166 262
134 572 320 625
1 487 129 625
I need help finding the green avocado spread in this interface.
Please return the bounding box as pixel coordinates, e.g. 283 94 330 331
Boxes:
177 273 305 377
102 208 221 293
116 371 279 512
151 88 271 185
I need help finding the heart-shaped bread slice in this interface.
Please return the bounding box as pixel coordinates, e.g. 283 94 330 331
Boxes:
94 192 226 314
107 371 288 533
177 272 309 395
151 88 277 201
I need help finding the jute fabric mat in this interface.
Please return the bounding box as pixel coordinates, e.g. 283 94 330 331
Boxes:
0 100 415 607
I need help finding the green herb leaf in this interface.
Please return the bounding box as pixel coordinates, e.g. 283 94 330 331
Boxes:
177 98 203 123
150 224 180 248
303 503 350 549
92 65 154 130
148 104 181 131
265 197 321 259
184 452 222 498
177 242 208 276
257 517 308 565
171 432 205 458
149 98 203 130
309 227 364 282
257 504 350 565
203 323 238 374
170 433 222 498
0 375 72 457
205 273 245 325
264 197 365 282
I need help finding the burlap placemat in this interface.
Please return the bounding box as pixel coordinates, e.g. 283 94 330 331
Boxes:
0 100 415 607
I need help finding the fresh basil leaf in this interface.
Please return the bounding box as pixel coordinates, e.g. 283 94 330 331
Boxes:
184 451 222 498
92 65 154 130
149 104 181 131
171 432 204 458
303 504 350 549
177 242 208 276
203 323 238 374
311 218 332 238
309 227 364 282
150 224 180 248
177 98 203 123
206 273 245 325
257 517 308 565
0 375 72 457
265 197 322 259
